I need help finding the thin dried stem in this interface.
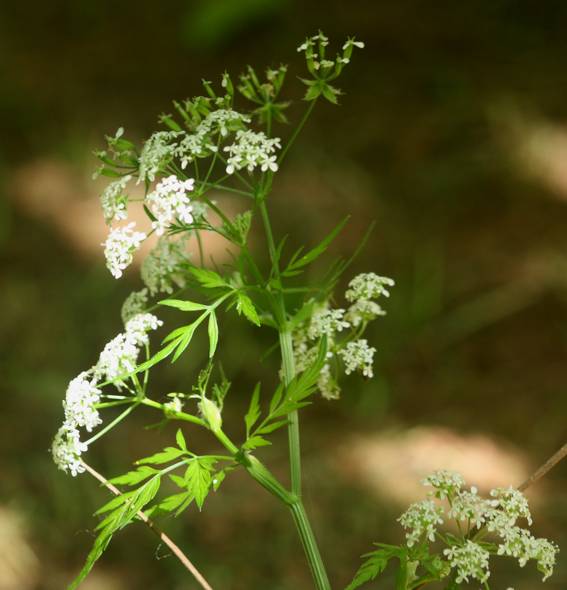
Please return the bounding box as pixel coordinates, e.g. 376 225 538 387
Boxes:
518 442 567 492
82 461 213 590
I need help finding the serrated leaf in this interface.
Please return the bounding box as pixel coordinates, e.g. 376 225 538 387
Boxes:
133 340 177 375
175 428 187 451
149 491 193 517
68 476 161 589
244 383 261 437
185 457 216 510
171 322 200 362
242 435 271 450
159 299 208 312
136 447 186 465
345 546 403 590
108 466 158 486
207 311 219 357
189 267 228 290
235 292 261 326
169 474 186 488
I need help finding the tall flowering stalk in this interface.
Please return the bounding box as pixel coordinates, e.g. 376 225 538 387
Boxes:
52 33 559 590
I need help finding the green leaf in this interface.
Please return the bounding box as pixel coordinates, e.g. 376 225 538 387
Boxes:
242 435 271 450
169 474 186 488
345 545 403 590
185 457 216 510
235 292 261 326
94 491 135 516
171 322 200 362
136 447 186 465
207 311 219 357
108 466 158 486
189 267 228 290
148 491 193 517
159 299 208 312
68 476 161 589
175 428 187 451
283 216 349 276
256 419 289 435
244 383 261 437
133 340 177 374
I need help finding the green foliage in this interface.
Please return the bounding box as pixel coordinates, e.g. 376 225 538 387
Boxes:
345 544 407 590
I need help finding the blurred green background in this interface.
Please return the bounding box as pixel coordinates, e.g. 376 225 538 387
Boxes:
1 1 566 588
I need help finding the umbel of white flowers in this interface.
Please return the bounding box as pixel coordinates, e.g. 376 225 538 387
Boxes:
292 273 394 399
397 470 559 584
51 313 162 476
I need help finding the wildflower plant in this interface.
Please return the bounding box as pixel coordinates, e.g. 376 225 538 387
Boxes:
51 33 560 590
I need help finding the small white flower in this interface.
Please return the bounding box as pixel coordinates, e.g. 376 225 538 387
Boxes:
398 499 444 547
308 308 350 339
318 363 341 400
100 175 132 224
141 237 189 295
490 486 532 525
224 130 281 175
444 541 490 584
345 299 385 327
422 470 465 500
52 422 88 476
345 273 395 302
138 130 180 184
96 313 162 383
63 371 102 432
121 288 149 325
338 339 376 378
449 487 492 529
103 222 146 279
147 175 195 235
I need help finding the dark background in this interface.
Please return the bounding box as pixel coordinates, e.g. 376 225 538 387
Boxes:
1 1 566 588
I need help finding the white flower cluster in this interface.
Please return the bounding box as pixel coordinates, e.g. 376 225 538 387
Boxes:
96 313 162 383
344 299 385 327
147 175 195 235
121 288 149 325
422 470 465 500
308 308 350 339
398 499 444 547
224 130 281 174
51 424 88 477
399 470 559 583
103 222 147 279
345 273 395 302
443 540 490 584
141 237 189 295
100 175 131 224
52 313 162 476
338 339 376 378
63 371 102 432
138 130 181 184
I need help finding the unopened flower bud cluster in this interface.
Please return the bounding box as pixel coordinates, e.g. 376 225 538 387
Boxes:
396 470 559 585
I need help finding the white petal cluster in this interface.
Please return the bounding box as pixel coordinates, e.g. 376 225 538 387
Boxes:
141 237 189 295
398 499 444 547
121 288 149 325
496 527 558 580
100 175 132 224
345 273 395 302
443 541 490 584
490 486 532 525
138 130 181 184
401 470 560 583
103 222 146 278
52 423 89 476
96 313 162 383
63 371 102 432
147 175 195 235
338 339 376 377
345 299 385 327
422 470 465 500
308 308 350 339
448 487 492 529
224 130 281 174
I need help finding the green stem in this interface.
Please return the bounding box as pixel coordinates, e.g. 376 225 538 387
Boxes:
290 501 331 590
85 402 138 445
257 197 331 590
278 100 317 166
